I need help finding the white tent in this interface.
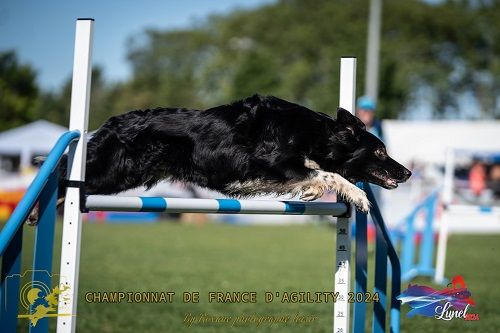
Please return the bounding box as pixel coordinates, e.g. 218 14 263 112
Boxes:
0 120 67 170
383 120 500 165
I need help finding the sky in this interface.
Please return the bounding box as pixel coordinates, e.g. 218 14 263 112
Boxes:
0 0 274 90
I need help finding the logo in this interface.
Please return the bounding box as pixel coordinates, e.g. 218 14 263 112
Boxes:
397 275 479 321
4 270 74 327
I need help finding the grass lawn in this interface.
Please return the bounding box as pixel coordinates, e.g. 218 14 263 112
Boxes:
11 221 500 332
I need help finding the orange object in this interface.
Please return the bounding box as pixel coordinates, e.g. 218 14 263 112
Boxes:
0 190 26 220
469 163 486 196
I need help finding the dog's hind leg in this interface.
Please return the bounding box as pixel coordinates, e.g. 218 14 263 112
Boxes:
26 197 65 226
300 171 370 213
26 206 39 226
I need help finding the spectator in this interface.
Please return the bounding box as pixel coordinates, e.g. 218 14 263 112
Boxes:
489 164 500 199
469 161 487 197
356 96 385 205
355 96 384 141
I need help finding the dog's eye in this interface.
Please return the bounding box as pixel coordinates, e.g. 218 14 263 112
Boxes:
375 148 386 159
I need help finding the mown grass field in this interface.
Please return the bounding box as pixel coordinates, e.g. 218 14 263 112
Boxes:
12 221 500 332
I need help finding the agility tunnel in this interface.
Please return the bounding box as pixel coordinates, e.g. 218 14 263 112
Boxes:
0 19 401 333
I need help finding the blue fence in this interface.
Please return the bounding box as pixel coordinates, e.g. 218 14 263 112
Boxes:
392 191 439 282
0 130 80 333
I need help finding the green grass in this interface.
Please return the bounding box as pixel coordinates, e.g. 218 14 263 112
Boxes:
11 222 500 332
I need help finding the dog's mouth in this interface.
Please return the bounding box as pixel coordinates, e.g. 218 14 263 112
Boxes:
383 178 398 189
346 172 403 189
346 175 396 189
370 172 399 189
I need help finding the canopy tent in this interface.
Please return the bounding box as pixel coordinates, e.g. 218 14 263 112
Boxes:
383 120 500 165
0 120 68 171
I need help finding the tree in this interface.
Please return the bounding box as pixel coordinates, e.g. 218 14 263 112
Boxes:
119 0 500 119
36 0 500 123
0 51 39 130
35 66 111 130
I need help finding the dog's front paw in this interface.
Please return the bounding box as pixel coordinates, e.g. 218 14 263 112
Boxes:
300 185 325 201
351 189 370 213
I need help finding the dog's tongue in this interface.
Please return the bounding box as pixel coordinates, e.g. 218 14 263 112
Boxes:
385 179 398 189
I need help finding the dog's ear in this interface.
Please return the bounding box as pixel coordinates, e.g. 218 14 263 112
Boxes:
336 108 366 130
332 108 365 147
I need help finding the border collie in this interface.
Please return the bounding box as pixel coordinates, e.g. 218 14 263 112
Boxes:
29 95 411 224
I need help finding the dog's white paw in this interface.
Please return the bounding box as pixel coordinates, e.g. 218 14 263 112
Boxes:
350 188 370 213
300 185 325 201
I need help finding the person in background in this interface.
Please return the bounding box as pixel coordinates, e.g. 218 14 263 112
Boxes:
489 163 500 199
355 96 384 141
356 96 385 205
469 161 487 197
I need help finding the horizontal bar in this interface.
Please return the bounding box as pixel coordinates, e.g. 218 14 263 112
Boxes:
85 196 350 216
448 204 500 214
0 130 80 256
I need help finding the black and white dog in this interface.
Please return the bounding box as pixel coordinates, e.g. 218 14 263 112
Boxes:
31 94 411 223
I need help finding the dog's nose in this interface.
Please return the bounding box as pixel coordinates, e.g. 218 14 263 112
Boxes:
404 168 412 179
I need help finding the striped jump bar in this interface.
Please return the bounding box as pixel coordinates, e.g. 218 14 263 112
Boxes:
85 195 350 216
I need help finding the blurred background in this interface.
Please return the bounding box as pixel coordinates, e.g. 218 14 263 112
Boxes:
1 0 500 222
1 0 500 332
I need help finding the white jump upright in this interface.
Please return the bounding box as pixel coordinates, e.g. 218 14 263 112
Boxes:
334 56 356 333
57 18 93 333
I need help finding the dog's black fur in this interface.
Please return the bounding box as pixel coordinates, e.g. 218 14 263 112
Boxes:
51 94 410 215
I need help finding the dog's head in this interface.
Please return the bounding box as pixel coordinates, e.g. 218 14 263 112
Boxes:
328 108 411 189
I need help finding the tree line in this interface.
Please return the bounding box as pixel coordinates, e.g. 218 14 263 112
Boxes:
2 0 500 131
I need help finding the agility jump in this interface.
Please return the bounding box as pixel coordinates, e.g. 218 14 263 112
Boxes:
0 19 401 333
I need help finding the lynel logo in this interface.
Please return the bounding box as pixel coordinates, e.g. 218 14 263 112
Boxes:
397 275 479 321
